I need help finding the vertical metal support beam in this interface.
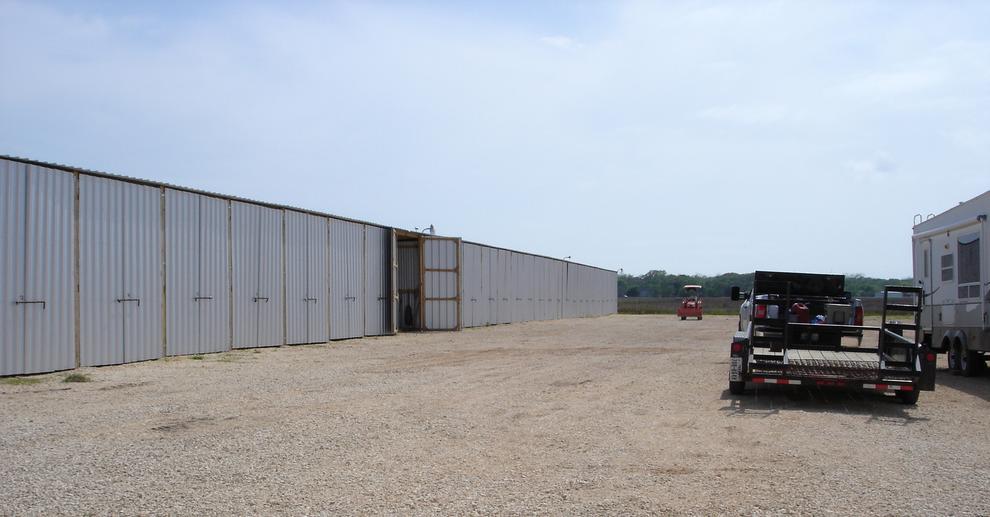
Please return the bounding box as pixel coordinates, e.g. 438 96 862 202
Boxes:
456 238 462 330
418 236 425 330
326 217 332 341
73 172 81 368
159 186 167 357
281 209 287 346
227 199 234 349
362 224 367 337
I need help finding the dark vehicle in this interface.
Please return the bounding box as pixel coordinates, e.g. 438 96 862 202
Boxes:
729 271 936 404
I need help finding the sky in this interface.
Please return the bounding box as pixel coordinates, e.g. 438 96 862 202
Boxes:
1 1 988 278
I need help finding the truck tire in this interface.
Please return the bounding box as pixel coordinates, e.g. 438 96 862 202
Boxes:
948 342 961 374
680 316 686 321
698 315 703 320
729 381 745 395
960 342 980 377
897 389 920 405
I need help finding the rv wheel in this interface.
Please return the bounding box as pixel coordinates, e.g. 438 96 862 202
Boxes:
960 343 980 377
729 381 745 395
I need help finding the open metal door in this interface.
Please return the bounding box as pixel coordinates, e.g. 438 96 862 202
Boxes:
421 236 461 330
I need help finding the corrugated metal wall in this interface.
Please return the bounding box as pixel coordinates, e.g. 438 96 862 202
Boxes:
79 176 162 366
364 225 391 336
165 189 231 356
331 219 365 339
285 211 330 345
1 161 76 375
423 237 459 330
0 156 616 375
458 243 616 328
231 201 284 349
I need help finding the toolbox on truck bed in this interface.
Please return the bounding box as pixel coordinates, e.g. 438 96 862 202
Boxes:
729 271 936 404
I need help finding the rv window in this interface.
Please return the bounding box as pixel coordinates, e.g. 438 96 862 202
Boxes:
941 254 954 282
958 236 980 285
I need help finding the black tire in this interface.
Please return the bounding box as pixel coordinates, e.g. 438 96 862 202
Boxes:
729 381 745 395
698 315 703 320
897 389 920 405
948 342 961 374
960 342 980 377
680 316 686 321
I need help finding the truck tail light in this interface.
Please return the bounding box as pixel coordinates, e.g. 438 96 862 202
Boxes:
731 342 743 353
854 305 864 326
755 304 767 319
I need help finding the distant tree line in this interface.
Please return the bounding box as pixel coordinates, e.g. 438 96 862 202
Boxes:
618 270 913 298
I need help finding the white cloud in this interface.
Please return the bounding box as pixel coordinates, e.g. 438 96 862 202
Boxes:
844 153 896 184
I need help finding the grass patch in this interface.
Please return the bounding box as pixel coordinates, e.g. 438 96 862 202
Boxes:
1 376 43 386
63 373 91 383
190 355 205 360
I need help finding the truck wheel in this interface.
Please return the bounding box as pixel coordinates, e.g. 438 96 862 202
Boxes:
960 343 980 377
729 381 745 395
897 389 920 405
698 315 703 320
948 342 961 374
680 316 686 321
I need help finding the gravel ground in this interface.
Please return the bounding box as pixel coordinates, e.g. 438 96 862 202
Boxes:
2 315 989 515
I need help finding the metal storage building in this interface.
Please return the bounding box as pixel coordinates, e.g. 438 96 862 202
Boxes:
0 155 617 376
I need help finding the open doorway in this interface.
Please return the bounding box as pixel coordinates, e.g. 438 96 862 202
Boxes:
394 231 462 331
396 232 422 331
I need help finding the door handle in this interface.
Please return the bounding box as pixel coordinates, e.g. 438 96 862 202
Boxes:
194 296 213 301
116 298 141 306
345 296 356 301
304 297 318 302
253 297 269 303
377 296 386 301
14 300 46 310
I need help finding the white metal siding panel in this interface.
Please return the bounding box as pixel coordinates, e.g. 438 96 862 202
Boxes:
231 202 283 348
285 211 329 344
481 246 494 326
364 225 389 336
79 175 124 366
331 219 364 339
122 182 164 361
497 249 511 324
0 160 23 374
17 165 77 374
166 190 230 356
80 176 162 366
166 190 199 356
284 211 308 344
197 195 230 353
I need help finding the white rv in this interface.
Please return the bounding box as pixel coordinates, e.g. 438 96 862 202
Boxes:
912 190 990 376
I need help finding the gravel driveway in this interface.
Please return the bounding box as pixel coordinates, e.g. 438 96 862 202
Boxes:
2 315 988 515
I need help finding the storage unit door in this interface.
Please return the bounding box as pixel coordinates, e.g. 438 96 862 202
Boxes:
121 182 164 362
305 215 330 342
497 249 511 324
232 202 284 348
196 195 230 353
18 165 76 374
460 244 475 327
80 177 162 366
486 247 497 325
166 190 230 356
364 225 389 336
479 246 491 326
79 176 126 366
423 237 460 330
0 161 74 375
284 211 310 344
331 219 365 339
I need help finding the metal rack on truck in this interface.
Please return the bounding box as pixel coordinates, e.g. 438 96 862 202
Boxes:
729 271 936 404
